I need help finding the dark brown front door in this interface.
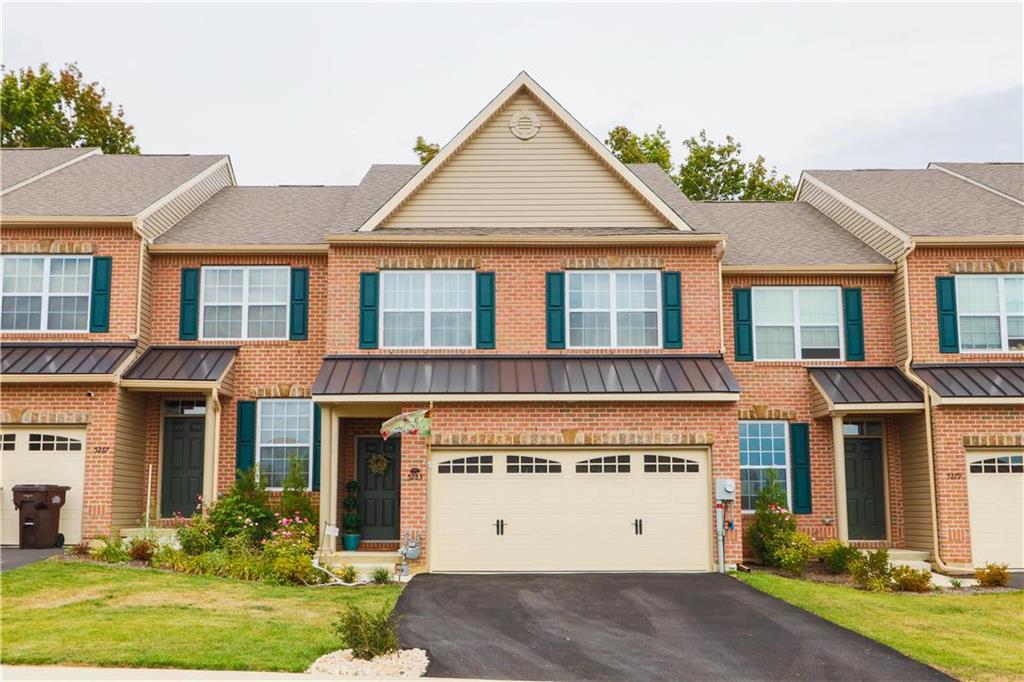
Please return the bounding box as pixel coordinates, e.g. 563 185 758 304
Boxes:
161 417 204 518
357 437 400 540
845 437 886 540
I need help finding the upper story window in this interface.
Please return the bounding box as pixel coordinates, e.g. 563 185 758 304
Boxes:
957 275 1023 352
739 420 790 511
380 270 474 348
257 399 313 490
1 255 92 332
567 270 660 348
752 286 842 360
200 266 289 340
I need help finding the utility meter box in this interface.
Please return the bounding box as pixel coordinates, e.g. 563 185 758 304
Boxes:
715 478 736 502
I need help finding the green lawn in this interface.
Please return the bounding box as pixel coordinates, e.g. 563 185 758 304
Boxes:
0 559 402 672
738 572 1024 682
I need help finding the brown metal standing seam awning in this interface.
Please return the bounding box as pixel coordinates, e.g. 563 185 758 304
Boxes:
808 367 925 416
312 355 741 402
1 343 135 382
121 346 238 394
913 363 1024 404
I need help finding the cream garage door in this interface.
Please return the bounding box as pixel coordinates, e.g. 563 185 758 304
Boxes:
429 450 711 572
967 452 1024 569
1 429 86 546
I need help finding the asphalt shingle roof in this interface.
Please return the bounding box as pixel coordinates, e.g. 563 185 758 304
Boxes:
931 162 1024 201
1 153 226 217
806 169 1024 237
0 147 97 190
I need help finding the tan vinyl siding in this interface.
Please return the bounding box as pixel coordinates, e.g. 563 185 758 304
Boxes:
138 249 154 349
381 92 670 229
111 390 148 529
893 258 909 363
138 162 233 242
897 413 933 553
799 179 906 261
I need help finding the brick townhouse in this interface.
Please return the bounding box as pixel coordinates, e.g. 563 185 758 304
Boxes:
1 73 1020 572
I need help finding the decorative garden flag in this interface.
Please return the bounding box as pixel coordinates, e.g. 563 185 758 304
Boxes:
381 408 432 440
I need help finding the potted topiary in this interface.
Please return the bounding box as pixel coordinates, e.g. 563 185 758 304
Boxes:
341 480 361 551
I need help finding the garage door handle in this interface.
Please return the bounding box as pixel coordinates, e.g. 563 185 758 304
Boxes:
633 519 644 535
494 519 506 536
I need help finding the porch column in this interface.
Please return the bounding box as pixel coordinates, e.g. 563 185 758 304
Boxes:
202 392 220 507
832 415 850 543
319 405 338 552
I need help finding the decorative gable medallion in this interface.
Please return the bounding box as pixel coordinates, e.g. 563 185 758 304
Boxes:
509 108 540 140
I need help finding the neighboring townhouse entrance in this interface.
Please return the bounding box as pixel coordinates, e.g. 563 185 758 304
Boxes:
161 416 205 518
0 429 86 545
966 452 1023 569
357 437 401 540
845 436 886 540
428 450 711 572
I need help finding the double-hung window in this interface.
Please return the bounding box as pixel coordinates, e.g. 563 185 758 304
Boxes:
739 420 790 511
567 270 660 348
380 270 474 348
752 286 842 360
0 255 92 332
200 266 289 340
256 399 314 490
956 275 1023 352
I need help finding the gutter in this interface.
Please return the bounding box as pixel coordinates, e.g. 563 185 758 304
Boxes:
326 233 728 246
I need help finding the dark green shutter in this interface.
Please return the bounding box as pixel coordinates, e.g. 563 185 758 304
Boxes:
235 400 256 474
936 277 959 353
733 288 753 361
358 272 379 349
545 272 566 349
179 268 200 340
662 271 683 349
88 256 111 333
476 272 495 349
842 288 864 361
289 268 309 341
789 422 812 514
311 405 321 492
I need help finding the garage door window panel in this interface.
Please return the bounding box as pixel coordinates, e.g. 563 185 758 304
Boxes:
957 275 1023 352
739 421 790 511
29 433 83 451
381 271 474 349
256 399 313 489
752 287 842 360
567 271 660 348
437 455 493 474
1 433 15 451
644 454 699 473
201 266 289 340
575 454 630 473
1 255 92 332
969 455 1023 474
506 455 561 474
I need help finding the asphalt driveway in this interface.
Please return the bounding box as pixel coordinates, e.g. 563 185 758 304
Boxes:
395 573 949 681
0 547 61 572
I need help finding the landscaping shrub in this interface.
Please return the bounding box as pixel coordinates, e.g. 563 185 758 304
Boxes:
851 549 892 591
371 566 392 584
278 458 319 527
64 542 91 557
269 551 319 585
746 471 806 570
975 562 1011 588
90 536 130 563
773 532 815 576
817 540 861 575
339 564 359 583
334 606 399 660
891 565 932 592
127 536 157 562
208 469 275 545
151 545 186 570
176 513 217 556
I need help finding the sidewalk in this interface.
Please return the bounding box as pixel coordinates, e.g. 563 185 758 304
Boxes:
2 666 491 682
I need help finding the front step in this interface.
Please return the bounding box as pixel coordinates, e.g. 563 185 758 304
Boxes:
321 551 402 577
887 549 930 562
890 559 933 572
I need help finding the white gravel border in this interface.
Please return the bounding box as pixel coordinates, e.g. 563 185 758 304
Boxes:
307 649 428 678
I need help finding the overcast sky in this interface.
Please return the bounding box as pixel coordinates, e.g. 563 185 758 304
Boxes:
3 2 1021 186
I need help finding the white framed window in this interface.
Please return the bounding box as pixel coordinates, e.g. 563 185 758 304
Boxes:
380 270 474 348
752 286 843 360
256 399 313 490
739 420 790 511
0 255 92 332
200 266 289 340
956 275 1023 352
566 270 660 348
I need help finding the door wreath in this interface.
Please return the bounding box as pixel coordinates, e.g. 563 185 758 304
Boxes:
367 453 391 476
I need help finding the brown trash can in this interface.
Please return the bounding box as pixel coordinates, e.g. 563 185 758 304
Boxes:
12 484 71 549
